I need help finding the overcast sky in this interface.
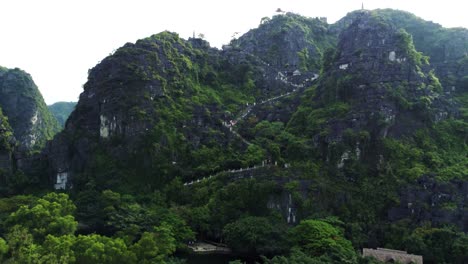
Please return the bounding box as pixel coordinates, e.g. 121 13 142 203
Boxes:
1 0 467 104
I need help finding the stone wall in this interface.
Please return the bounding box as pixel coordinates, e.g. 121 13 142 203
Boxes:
363 248 423 264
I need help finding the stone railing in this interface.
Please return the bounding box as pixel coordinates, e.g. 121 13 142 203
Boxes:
183 160 294 185
362 248 423 264
183 162 278 186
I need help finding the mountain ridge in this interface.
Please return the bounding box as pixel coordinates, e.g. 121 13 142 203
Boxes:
1 8 466 263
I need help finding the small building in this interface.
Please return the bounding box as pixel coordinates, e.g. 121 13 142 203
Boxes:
293 69 301 76
363 248 423 264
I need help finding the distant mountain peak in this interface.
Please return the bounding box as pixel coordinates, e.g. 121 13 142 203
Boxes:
0 66 60 152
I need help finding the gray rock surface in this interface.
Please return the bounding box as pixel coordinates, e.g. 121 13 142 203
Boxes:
0 67 60 152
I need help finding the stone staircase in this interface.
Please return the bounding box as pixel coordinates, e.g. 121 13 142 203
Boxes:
221 66 319 146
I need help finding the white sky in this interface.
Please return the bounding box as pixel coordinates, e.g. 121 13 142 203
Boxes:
1 0 467 104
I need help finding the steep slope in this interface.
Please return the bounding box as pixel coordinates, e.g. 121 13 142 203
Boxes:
374 9 468 93
231 13 328 151
334 9 468 91
312 10 452 139
48 101 77 127
7 9 467 263
286 10 466 231
0 66 60 152
44 32 304 191
38 11 466 225
38 13 333 192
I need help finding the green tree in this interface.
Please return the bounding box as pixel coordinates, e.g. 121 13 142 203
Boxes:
4 225 42 263
404 225 468 263
208 179 275 233
0 237 8 262
290 219 357 263
173 204 210 235
73 234 136 264
153 222 177 256
263 248 334 264
130 222 177 263
38 235 76 263
131 232 163 263
161 212 195 248
223 216 289 255
5 193 77 241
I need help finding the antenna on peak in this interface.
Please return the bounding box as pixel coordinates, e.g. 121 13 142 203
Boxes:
362 2 364 10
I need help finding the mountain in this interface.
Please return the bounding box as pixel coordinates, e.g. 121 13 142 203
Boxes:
48 102 77 127
286 9 467 236
43 32 279 191
41 8 466 225
0 66 60 152
0 107 15 182
42 22 329 193
232 13 336 73
335 9 468 91
4 9 467 264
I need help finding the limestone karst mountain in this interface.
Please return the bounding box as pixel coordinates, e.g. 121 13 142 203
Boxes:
0 67 60 152
1 9 467 264
34 11 466 230
42 30 319 192
334 9 468 91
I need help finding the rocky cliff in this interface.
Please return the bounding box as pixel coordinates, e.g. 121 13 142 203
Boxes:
1 10 463 263
43 31 309 191
335 9 468 92
313 10 452 141
36 9 464 199
0 67 60 152
233 12 335 73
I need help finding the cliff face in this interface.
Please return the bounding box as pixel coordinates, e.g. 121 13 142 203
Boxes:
315 11 452 140
388 175 468 230
43 32 302 191
285 11 466 231
0 67 60 152
30 10 466 233
289 11 451 154
335 9 468 92
233 12 335 73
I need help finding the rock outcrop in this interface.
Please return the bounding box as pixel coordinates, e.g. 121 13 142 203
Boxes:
0 67 60 152
312 11 452 143
233 12 335 73
389 175 468 231
285 11 467 231
335 9 468 92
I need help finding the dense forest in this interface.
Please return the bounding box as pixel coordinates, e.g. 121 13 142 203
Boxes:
0 9 467 264
48 102 77 128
